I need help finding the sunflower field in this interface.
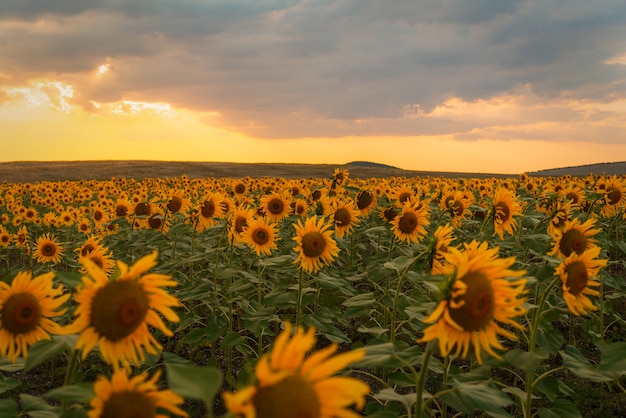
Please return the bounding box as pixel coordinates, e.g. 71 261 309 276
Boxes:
0 169 625 417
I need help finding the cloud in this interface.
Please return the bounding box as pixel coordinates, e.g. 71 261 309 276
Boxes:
1 0 625 141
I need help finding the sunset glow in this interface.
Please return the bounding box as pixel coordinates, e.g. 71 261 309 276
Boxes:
2 1 626 174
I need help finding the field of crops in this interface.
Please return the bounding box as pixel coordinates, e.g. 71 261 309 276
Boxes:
0 169 625 417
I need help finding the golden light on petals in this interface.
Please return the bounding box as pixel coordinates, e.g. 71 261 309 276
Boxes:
0 271 69 362
66 251 182 368
555 246 608 316
418 241 527 364
293 216 340 273
88 368 188 418
222 323 368 418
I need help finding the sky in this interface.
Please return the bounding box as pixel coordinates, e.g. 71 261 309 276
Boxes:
1 0 626 174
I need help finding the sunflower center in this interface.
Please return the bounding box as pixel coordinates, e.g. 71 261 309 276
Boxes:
398 192 411 204
90 281 149 342
81 244 96 257
234 216 247 233
135 203 151 216
451 200 465 217
398 212 418 234
334 208 352 227
252 374 321 418
564 261 588 296
559 229 587 257
100 390 156 418
267 198 285 215
115 205 128 217
606 186 622 206
234 183 246 194
494 202 511 224
1 293 42 334
383 207 398 221
301 232 326 258
42 243 57 257
201 200 216 218
94 211 104 222
565 192 580 204
148 215 163 230
356 190 373 210
167 197 183 213
448 272 495 331
252 228 270 245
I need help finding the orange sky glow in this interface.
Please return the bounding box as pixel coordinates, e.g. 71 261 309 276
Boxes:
2 2 626 175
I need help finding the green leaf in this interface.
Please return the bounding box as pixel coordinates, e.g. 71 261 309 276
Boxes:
373 388 416 412
25 335 77 372
165 362 222 405
0 399 18 417
538 398 582 418
0 374 19 396
0 356 25 372
559 345 620 382
442 381 513 417
44 384 94 403
504 348 549 373
342 292 376 307
20 394 58 418
357 326 389 337
535 375 559 402
59 404 88 418
354 343 395 368
536 327 565 355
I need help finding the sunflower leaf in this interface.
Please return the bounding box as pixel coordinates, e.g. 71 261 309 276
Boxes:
0 399 18 417
43 383 94 403
25 336 76 373
165 362 222 405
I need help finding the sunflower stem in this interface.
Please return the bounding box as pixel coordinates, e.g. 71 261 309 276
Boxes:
524 274 560 418
60 349 78 413
415 341 434 418
296 268 304 327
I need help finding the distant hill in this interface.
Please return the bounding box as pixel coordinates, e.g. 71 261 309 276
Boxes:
0 160 623 183
530 161 626 177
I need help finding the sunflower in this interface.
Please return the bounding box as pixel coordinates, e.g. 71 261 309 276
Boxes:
430 223 456 275
331 199 361 239
66 251 182 368
555 246 608 316
229 207 257 244
242 218 279 256
0 271 69 362
114 199 133 218
355 189 376 216
88 368 187 418
146 207 171 234
418 241 527 364
293 216 340 273
491 187 522 240
92 205 110 227
165 189 190 216
80 248 116 276
34 233 64 264
548 218 601 258
600 178 626 217
0 226 11 248
546 200 573 236
391 200 430 244
194 192 225 232
332 168 350 186
260 193 291 222
12 225 30 253
222 323 369 418
291 198 309 217
441 191 472 228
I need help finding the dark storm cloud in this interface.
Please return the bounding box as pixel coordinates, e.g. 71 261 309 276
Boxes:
1 0 625 140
